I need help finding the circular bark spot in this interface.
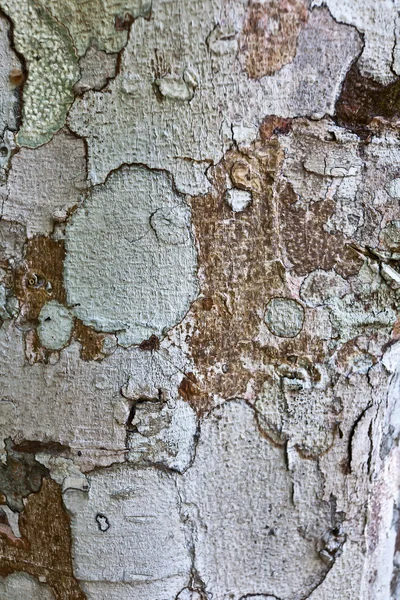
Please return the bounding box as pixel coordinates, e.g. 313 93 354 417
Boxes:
264 297 304 337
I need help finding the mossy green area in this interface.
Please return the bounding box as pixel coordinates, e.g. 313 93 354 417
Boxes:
1 0 79 148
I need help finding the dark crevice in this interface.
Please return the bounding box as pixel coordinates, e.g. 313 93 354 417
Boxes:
345 403 373 474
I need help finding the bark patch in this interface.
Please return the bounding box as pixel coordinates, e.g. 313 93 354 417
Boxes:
239 0 308 78
0 478 86 599
279 182 360 278
336 64 400 135
182 142 329 414
15 236 66 327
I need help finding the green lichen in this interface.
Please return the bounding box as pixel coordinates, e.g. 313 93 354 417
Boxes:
36 0 152 56
0 0 79 148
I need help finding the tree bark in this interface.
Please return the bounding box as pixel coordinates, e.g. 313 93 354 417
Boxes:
0 0 399 598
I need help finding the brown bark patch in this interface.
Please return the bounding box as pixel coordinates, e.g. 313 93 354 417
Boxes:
24 329 50 364
278 181 360 278
73 319 107 361
239 0 308 78
0 478 86 599
115 13 135 31
15 236 66 326
139 334 160 352
260 115 292 141
13 236 113 362
9 68 25 87
178 372 206 412
336 64 400 136
181 141 331 413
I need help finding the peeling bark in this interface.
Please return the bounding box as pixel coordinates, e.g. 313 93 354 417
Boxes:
0 0 400 599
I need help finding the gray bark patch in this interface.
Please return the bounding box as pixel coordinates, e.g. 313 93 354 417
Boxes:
264 297 304 338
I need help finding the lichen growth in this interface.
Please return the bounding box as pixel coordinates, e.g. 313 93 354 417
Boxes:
0 0 79 147
37 0 152 56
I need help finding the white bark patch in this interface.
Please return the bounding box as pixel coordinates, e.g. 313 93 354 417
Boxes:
225 188 252 212
387 178 400 200
64 165 198 346
176 590 204 600
1 504 21 538
127 397 197 473
36 453 89 493
63 465 191 599
313 0 398 84
3 129 87 237
0 283 7 319
0 322 188 469
37 301 74 350
182 401 330 599
68 2 361 195
0 572 55 600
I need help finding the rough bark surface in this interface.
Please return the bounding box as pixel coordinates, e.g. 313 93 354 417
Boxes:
0 1 399 599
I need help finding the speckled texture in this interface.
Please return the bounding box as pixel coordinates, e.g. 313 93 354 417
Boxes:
39 0 151 56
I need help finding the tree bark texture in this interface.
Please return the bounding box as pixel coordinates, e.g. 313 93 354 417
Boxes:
0 0 399 598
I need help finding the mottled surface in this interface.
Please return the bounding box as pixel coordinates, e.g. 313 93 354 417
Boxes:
68 2 361 194
314 0 398 85
239 0 308 78
0 0 400 598
40 0 151 56
0 478 86 598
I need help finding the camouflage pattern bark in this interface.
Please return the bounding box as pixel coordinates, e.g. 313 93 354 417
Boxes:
0 1 399 599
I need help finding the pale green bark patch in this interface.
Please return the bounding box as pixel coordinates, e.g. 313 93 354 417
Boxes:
37 301 74 350
64 165 198 346
264 297 305 338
